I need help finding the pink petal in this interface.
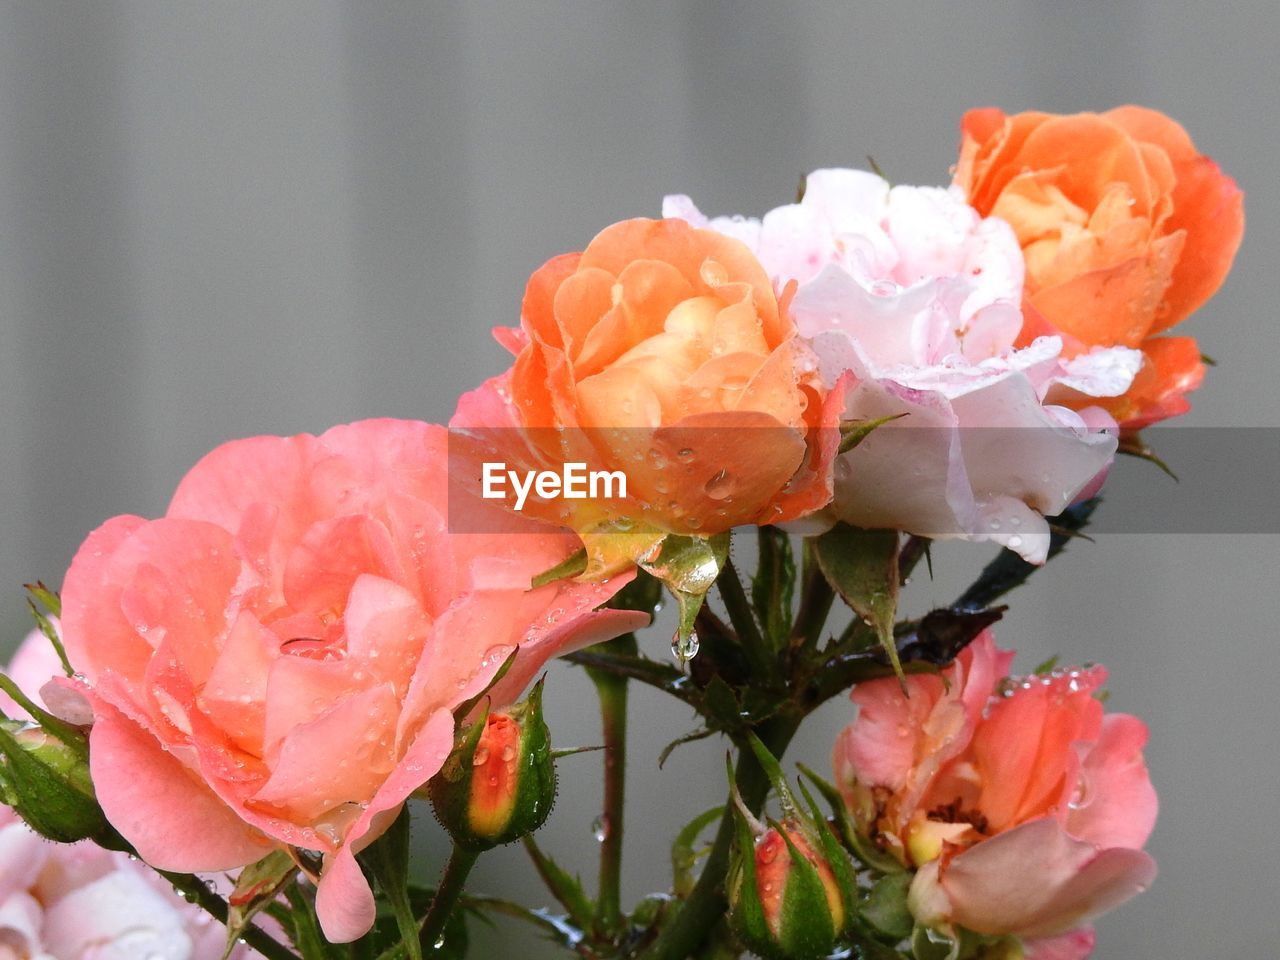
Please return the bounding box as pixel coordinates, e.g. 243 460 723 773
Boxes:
87 697 272 873
253 685 399 821
315 707 455 942
941 818 1156 938
1066 714 1158 851
1024 928 1097 960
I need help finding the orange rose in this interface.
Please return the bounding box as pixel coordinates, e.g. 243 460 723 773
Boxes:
452 218 841 575
955 106 1244 427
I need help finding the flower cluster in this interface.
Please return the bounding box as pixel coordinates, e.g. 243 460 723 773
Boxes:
0 105 1241 959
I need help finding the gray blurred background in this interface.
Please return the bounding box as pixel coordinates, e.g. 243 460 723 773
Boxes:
1 3 1277 957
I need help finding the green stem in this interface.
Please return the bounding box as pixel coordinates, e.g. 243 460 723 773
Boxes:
586 634 635 935
160 871 300 960
790 544 834 652
715 559 772 676
419 845 480 952
637 716 800 960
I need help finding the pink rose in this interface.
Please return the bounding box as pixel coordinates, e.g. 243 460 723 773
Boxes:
57 419 645 942
666 171 1141 562
0 631 259 959
833 631 1156 947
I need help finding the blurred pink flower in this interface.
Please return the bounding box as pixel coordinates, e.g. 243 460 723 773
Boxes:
0 630 259 959
56 419 645 942
833 630 1156 946
666 171 1142 561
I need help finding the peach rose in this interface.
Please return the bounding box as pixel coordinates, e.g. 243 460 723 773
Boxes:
451 218 842 575
57 419 645 942
834 631 1156 948
956 106 1244 427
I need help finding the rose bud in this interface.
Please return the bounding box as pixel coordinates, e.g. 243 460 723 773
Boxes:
0 715 109 845
428 680 555 850
729 817 849 960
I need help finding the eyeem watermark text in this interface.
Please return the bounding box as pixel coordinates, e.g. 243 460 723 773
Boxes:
482 462 628 510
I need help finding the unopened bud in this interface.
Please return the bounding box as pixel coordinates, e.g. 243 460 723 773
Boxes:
429 680 555 850
0 718 107 844
730 820 848 960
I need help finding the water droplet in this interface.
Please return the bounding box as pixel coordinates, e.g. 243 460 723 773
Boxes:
592 814 610 842
1068 775 1093 810
704 469 733 500
700 258 729 287
677 447 695 462
671 629 700 663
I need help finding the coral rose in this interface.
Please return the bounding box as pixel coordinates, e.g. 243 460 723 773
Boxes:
0 630 263 959
667 171 1138 562
56 419 645 942
833 631 1157 951
451 218 842 576
956 106 1244 427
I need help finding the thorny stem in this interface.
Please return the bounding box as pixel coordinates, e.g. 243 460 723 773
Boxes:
418 845 480 952
715 559 772 676
160 871 300 960
586 634 636 935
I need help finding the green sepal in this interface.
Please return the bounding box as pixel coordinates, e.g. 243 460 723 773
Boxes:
838 412 909 454
773 822 839 960
743 733 802 823
912 924 959 960
796 762 903 875
224 851 298 960
428 680 556 851
671 805 725 898
638 531 731 655
863 870 914 942
451 646 520 722
0 717 106 844
531 548 588 588
24 582 72 677
727 801 772 957
795 777 857 934
813 523 904 684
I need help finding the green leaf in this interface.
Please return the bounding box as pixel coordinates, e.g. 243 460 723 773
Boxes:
863 871 914 942
814 524 903 683
671 805 725 897
751 527 795 644
357 807 422 960
637 532 731 657
658 727 715 769
838 413 909 454
1033 655 1060 676
701 676 745 732
224 851 298 960
522 836 594 930
531 547 588 588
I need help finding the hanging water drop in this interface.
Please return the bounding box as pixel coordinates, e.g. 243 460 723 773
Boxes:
592 814 610 842
671 628 700 663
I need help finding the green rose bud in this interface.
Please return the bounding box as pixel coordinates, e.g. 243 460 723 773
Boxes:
729 816 851 960
0 717 109 844
428 679 555 851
